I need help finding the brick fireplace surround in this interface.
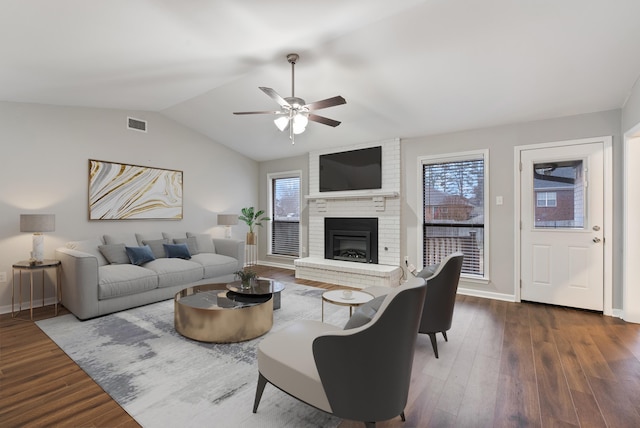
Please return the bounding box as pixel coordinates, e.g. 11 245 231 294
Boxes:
294 139 403 289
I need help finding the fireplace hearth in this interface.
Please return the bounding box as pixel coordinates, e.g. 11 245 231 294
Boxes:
325 217 378 264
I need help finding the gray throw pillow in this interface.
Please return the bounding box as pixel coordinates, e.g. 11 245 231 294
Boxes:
343 295 386 330
417 263 440 279
141 239 169 259
173 236 199 255
186 233 215 253
98 243 130 264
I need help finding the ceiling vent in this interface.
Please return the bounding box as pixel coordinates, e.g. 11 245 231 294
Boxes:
127 117 147 133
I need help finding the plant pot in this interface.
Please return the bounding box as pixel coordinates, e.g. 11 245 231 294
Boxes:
246 232 256 245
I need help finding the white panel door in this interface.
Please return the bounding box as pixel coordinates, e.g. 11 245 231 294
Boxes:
520 142 604 310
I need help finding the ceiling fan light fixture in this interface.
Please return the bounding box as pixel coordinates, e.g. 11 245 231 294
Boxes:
292 114 308 134
274 116 289 131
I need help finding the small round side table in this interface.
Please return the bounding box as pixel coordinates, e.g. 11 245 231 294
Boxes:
321 289 373 322
12 259 61 321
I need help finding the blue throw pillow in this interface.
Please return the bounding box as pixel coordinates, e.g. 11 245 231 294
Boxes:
125 245 155 266
163 243 191 260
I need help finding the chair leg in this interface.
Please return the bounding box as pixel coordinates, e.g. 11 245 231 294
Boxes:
401 411 406 421
442 331 448 342
253 373 268 413
428 333 439 358
364 422 376 428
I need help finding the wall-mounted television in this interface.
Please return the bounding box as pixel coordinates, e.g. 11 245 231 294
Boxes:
319 146 382 192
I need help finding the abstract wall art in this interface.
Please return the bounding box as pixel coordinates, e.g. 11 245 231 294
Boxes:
89 159 183 220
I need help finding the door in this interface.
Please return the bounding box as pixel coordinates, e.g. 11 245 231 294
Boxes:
520 142 604 311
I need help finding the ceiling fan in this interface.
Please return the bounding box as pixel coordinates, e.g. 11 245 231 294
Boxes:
233 53 346 144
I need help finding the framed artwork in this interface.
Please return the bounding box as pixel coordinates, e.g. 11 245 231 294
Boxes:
89 159 183 220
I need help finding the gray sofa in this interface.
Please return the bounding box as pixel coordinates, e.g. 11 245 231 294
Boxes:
55 231 244 320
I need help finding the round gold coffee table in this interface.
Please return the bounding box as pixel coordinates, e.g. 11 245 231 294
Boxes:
175 283 273 343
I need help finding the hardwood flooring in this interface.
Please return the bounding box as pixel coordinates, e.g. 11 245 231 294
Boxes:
1 266 639 427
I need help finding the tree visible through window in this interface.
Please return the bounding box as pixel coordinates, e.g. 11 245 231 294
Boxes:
422 154 486 277
271 176 300 256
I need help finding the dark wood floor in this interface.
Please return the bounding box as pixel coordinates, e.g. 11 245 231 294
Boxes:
2 266 640 427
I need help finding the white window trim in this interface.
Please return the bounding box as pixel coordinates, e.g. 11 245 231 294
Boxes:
417 149 490 282
267 170 302 258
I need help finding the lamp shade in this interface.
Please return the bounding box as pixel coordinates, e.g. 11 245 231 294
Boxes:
20 214 55 233
217 214 238 226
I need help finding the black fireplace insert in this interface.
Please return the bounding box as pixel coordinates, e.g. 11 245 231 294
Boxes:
324 217 378 264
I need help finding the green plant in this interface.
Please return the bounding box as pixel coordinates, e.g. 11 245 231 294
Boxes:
238 207 270 234
234 269 257 284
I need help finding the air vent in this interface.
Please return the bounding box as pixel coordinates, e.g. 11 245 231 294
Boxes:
127 117 147 133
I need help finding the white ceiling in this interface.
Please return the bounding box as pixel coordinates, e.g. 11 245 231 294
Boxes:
2 0 640 161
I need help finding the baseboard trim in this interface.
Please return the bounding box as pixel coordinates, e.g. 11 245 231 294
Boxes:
457 287 516 302
0 297 60 315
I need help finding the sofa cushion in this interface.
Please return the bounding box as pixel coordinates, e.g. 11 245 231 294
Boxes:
141 238 169 259
103 233 138 247
99 243 130 265
186 232 215 253
67 237 108 266
164 243 191 259
98 264 158 300
417 263 440 279
126 245 156 266
135 232 164 246
142 258 204 288
343 295 386 330
190 253 238 278
162 231 187 241
173 237 199 255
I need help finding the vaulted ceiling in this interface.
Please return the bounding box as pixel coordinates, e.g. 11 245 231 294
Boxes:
2 0 640 161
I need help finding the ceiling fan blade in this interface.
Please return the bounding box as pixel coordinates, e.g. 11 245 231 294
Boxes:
233 110 284 115
308 113 342 127
304 95 346 111
259 87 290 108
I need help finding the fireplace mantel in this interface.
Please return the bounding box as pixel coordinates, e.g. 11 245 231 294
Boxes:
305 190 399 201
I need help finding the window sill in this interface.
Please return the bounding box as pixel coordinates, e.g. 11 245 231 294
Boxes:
460 274 490 285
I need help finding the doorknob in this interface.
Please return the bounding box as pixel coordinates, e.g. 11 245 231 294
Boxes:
593 237 601 243
592 225 601 231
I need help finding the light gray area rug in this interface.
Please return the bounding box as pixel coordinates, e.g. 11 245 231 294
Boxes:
37 283 351 428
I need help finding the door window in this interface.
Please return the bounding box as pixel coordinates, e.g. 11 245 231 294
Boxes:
533 160 584 229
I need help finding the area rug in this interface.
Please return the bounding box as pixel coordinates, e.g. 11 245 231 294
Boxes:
36 282 350 428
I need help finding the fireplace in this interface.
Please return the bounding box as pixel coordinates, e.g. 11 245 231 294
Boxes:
325 217 378 264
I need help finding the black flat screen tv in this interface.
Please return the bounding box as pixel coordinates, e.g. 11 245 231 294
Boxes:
319 146 382 192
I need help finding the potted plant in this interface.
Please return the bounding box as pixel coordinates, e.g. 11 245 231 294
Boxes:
239 207 270 245
234 269 257 289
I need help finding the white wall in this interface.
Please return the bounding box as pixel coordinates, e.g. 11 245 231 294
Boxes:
0 101 258 313
402 110 623 302
622 76 640 322
623 77 640 133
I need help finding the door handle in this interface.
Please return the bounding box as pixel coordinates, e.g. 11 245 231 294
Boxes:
593 237 601 243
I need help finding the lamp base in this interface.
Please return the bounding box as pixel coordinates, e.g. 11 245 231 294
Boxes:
32 233 44 262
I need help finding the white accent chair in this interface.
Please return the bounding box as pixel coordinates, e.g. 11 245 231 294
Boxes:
252 276 427 427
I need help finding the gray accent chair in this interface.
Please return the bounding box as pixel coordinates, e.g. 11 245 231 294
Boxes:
361 251 464 358
418 252 464 358
253 276 427 428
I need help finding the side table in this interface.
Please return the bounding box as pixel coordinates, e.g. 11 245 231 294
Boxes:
12 259 62 321
321 289 374 322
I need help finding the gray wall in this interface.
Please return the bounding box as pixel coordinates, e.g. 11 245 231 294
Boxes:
258 154 309 266
0 101 258 313
403 109 623 304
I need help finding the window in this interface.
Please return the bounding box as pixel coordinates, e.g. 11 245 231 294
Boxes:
270 174 300 257
421 151 488 278
536 191 557 207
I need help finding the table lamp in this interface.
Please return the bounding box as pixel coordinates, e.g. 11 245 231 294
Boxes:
217 214 238 239
20 214 55 263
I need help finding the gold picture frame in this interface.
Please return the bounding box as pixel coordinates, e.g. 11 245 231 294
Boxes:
88 159 183 220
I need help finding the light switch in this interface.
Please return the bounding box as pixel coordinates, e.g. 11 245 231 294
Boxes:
496 196 503 205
